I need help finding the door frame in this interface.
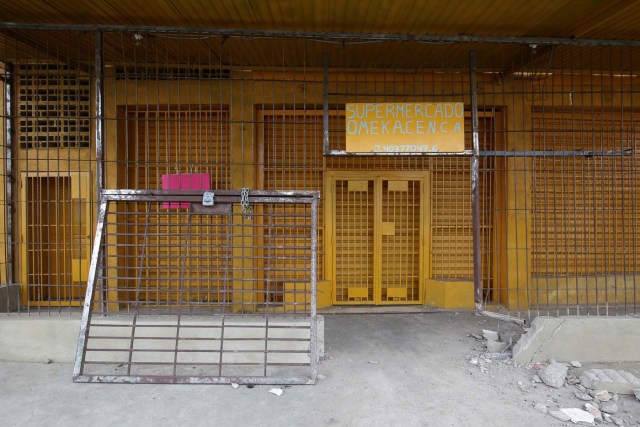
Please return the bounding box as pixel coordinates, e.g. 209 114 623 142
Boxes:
19 171 92 306
325 171 431 305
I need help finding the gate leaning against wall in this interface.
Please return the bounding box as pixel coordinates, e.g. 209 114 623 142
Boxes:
0 24 639 321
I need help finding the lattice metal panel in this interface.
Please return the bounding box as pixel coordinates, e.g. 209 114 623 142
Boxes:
74 190 318 385
17 64 90 149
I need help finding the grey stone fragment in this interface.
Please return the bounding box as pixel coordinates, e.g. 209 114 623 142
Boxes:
532 375 542 383
600 402 618 415
549 410 572 422
584 403 603 423
580 371 598 389
567 377 581 385
581 369 640 395
539 361 569 388
499 330 522 345
482 329 499 341
486 340 509 353
610 416 624 426
574 392 593 401
634 388 640 401
571 361 583 368
534 403 547 413
591 390 612 402
484 352 511 361
558 408 595 424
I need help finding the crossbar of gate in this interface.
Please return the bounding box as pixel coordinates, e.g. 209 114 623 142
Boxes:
73 189 319 385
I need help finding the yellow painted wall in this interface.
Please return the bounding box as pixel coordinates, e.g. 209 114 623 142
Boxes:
8 66 640 310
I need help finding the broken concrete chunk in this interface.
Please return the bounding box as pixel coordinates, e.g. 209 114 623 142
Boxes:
534 403 547 413
599 402 618 415
566 377 581 386
539 361 568 388
484 352 512 361
584 403 603 423
549 410 572 422
610 416 624 426
482 329 499 341
571 361 582 368
590 389 612 402
268 388 283 396
486 340 509 353
634 388 640 401
574 392 593 401
499 330 522 344
581 369 640 395
557 408 595 425
580 371 598 389
531 375 542 383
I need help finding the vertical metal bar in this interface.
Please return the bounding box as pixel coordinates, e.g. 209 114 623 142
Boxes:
4 63 14 290
73 199 107 379
94 31 106 312
469 51 482 311
95 32 104 197
309 196 318 382
322 53 329 155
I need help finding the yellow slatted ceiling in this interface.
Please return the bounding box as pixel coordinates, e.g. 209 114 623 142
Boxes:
2 0 640 40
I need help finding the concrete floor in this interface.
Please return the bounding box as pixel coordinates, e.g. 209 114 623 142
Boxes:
1 312 636 427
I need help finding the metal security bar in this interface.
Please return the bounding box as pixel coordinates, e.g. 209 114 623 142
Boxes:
74 189 319 384
0 24 638 321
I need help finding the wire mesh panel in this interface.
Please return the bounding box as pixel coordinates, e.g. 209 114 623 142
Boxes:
0 24 639 321
380 179 422 303
74 189 318 385
476 44 640 319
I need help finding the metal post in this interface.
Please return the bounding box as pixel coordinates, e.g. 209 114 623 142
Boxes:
322 53 329 155
309 195 318 383
95 31 105 201
4 63 14 289
469 51 482 311
94 31 106 312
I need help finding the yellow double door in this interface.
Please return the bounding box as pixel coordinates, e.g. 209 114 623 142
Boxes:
325 172 429 305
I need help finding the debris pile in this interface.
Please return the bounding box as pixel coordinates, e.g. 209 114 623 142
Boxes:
531 362 639 426
466 325 640 426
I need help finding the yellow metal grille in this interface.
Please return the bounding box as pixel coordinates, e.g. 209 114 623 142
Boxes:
118 109 231 305
334 179 375 303
532 108 640 276
381 179 422 303
17 64 90 149
261 111 326 280
23 174 91 305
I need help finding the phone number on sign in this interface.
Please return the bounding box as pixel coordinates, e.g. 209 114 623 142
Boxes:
372 144 440 153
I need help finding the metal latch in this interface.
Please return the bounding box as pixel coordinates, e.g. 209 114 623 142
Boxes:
202 191 215 207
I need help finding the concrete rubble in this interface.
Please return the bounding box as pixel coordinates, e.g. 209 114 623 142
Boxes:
583 402 603 423
580 369 640 395
539 361 569 388
466 323 640 427
553 408 595 424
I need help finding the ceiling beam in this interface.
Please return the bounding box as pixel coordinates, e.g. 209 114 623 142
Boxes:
1 21 640 47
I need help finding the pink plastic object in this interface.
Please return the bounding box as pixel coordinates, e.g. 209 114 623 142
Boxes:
161 173 210 208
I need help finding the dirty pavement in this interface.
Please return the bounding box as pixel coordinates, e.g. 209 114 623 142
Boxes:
1 311 639 426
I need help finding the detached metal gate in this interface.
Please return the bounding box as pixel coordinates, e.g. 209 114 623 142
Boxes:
73 189 319 385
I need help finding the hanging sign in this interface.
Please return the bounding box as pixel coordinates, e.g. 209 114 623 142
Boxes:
345 102 465 153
